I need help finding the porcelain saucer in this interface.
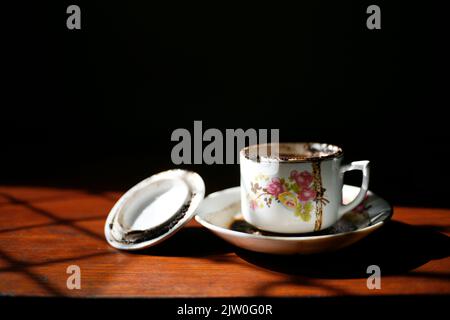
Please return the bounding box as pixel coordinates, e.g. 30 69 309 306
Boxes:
195 185 392 255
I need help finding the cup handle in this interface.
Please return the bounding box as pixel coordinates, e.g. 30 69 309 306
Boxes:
338 160 370 217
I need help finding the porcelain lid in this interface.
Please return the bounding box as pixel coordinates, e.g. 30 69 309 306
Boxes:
104 169 205 250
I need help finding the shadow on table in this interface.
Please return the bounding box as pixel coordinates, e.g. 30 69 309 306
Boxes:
127 218 450 280
235 220 450 279
129 226 234 257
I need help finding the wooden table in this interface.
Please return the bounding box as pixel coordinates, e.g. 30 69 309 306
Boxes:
0 185 449 298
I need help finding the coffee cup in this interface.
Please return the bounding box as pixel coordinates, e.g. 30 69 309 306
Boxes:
240 143 369 233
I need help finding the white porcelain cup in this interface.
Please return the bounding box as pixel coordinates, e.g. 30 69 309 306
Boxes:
240 143 370 233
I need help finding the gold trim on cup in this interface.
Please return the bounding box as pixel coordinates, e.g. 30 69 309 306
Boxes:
240 142 344 163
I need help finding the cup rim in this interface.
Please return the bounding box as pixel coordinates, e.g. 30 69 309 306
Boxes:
240 142 344 163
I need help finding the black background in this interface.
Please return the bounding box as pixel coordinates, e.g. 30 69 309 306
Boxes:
2 1 448 208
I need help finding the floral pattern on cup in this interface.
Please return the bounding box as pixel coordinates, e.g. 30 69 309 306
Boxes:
248 170 328 222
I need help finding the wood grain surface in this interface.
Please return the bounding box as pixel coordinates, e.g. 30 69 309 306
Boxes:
0 185 449 297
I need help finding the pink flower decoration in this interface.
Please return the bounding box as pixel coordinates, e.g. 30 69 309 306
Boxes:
266 178 286 197
297 188 317 202
250 199 258 211
290 170 313 187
